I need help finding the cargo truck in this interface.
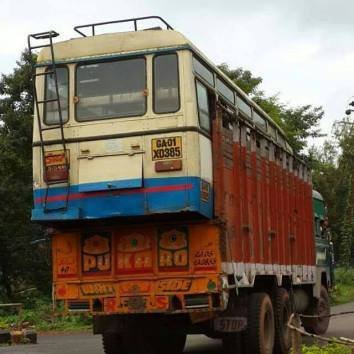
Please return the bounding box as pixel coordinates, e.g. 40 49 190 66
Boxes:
28 16 333 354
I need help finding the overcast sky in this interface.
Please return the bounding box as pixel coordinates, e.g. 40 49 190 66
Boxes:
1 0 353 141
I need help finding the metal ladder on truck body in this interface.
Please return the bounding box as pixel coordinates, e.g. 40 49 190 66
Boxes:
28 31 70 212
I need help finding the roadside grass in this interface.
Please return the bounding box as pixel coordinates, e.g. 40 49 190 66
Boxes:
294 343 351 354
330 267 354 305
0 299 91 332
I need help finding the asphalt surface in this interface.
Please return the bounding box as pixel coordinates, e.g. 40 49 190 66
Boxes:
0 302 353 354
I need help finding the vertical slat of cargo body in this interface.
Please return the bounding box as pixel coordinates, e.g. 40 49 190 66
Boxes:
252 135 260 264
283 152 291 266
269 143 278 265
233 123 243 262
247 131 255 263
256 140 264 264
300 166 308 267
240 125 250 263
265 143 272 265
288 156 296 268
223 123 237 263
275 151 283 267
298 166 305 267
261 138 270 264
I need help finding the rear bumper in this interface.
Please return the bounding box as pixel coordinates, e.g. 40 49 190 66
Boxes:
55 275 225 315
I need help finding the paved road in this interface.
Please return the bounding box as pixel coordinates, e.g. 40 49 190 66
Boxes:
1 302 353 354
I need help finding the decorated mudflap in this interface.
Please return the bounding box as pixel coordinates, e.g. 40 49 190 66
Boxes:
53 223 224 314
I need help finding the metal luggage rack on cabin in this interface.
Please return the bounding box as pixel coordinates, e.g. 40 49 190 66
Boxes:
73 16 174 37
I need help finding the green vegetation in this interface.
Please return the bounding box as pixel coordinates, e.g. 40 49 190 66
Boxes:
0 298 91 332
295 343 352 354
331 268 354 305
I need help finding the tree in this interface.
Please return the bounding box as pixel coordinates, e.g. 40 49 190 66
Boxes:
0 51 50 301
218 63 324 156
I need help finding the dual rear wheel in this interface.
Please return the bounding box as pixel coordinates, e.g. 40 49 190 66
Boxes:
223 289 291 354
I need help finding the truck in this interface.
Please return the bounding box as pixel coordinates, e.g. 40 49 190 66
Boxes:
28 16 333 354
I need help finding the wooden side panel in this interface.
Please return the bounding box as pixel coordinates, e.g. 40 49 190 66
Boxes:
212 107 315 268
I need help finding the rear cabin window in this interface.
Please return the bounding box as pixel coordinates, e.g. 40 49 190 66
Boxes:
193 57 214 86
268 124 277 140
237 95 252 117
253 110 267 130
196 80 211 132
44 67 69 125
153 54 180 113
76 58 146 121
216 78 234 104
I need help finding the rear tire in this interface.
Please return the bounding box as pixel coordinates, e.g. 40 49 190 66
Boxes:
245 292 275 354
273 288 291 354
302 286 330 335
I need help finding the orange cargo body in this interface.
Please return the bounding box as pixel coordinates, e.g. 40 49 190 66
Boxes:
212 107 315 277
52 223 225 314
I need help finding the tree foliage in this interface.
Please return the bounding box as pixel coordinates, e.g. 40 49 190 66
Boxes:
0 51 50 301
218 63 324 156
311 132 354 265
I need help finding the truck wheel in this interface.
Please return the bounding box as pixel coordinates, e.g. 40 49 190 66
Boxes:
102 333 123 354
245 293 275 354
274 288 291 354
157 334 186 354
302 286 330 335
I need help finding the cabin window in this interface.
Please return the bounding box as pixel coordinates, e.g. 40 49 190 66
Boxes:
44 67 69 125
253 110 267 130
76 58 146 121
236 94 252 117
153 53 180 113
268 124 277 140
277 134 285 148
193 57 214 86
216 78 234 104
196 80 211 132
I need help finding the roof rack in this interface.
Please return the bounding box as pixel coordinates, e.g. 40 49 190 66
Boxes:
73 16 173 37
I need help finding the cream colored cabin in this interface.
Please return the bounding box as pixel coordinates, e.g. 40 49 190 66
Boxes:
32 28 289 221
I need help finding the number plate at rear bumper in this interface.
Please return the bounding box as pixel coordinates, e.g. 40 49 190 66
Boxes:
213 317 247 332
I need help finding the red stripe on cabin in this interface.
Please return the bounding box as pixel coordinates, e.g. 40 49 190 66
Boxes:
35 183 193 204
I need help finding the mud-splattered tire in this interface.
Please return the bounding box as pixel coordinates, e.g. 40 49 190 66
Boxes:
245 293 275 354
157 334 186 354
274 288 291 354
302 286 330 335
102 333 123 354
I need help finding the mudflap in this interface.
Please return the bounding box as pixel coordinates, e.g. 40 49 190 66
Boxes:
212 295 248 333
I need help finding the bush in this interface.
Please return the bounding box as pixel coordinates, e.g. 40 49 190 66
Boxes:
330 267 354 305
298 343 351 354
0 297 91 332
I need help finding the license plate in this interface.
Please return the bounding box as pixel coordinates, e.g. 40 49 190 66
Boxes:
151 136 182 160
214 317 247 332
